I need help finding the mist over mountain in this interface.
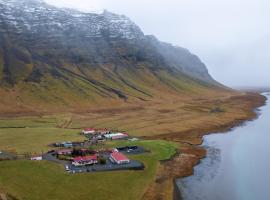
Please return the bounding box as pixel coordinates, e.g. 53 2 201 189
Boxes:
0 0 225 112
201 34 270 88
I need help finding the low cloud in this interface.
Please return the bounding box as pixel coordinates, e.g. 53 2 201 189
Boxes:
45 0 270 87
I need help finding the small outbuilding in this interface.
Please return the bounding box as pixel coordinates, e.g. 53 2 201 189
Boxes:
31 156 43 161
62 142 73 148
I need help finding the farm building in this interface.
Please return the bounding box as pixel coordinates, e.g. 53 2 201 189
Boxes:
0 151 17 160
72 155 98 166
61 142 73 148
72 148 94 156
82 128 96 135
104 133 129 140
30 155 43 161
95 128 110 135
56 149 73 155
110 151 130 164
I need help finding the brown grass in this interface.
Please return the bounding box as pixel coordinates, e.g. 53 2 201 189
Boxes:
0 90 266 200
142 92 266 200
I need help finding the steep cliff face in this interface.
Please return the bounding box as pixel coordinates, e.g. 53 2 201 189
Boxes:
146 35 218 84
0 0 226 112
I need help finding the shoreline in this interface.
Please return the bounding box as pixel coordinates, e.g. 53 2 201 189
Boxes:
0 92 267 200
142 92 267 200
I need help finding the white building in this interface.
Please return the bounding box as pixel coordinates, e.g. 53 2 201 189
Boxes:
82 128 96 135
104 133 128 140
31 156 43 161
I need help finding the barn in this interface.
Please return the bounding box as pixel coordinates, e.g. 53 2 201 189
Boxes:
109 151 130 164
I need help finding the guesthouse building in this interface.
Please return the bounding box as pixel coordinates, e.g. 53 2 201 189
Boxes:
72 155 98 166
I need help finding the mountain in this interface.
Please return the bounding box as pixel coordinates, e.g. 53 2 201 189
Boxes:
0 0 225 113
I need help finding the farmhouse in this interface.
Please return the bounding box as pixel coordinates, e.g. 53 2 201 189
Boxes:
82 128 96 135
72 155 98 166
110 151 130 164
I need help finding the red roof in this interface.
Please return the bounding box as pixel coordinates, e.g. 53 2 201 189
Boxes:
73 155 98 162
73 156 82 162
111 152 129 162
83 155 97 161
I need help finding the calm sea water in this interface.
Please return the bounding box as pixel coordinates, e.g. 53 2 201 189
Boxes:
177 93 270 200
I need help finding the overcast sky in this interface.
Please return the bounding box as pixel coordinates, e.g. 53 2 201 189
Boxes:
45 0 270 88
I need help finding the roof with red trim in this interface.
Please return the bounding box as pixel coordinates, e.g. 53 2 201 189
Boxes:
110 151 129 161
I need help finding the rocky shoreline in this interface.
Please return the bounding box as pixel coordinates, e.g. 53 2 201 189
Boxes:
143 92 267 200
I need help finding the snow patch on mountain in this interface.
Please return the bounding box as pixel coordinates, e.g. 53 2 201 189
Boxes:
0 0 144 40
45 0 104 14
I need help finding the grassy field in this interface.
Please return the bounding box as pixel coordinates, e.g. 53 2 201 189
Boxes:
0 92 258 154
0 115 83 154
0 113 178 200
0 140 178 200
0 127 84 154
0 92 264 200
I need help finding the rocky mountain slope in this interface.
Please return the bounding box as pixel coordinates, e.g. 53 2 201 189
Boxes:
0 0 226 113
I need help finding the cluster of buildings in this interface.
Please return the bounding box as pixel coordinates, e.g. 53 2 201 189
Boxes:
82 128 129 140
71 149 130 167
50 144 131 167
28 127 144 173
51 141 84 148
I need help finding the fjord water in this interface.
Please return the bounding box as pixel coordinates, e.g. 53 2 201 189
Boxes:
177 93 270 200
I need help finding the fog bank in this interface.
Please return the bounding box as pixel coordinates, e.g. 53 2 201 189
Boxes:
45 0 270 88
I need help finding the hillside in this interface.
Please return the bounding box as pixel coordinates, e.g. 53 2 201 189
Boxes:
0 0 227 114
0 2 267 200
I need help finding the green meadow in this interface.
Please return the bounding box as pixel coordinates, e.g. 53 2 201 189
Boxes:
0 117 178 200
